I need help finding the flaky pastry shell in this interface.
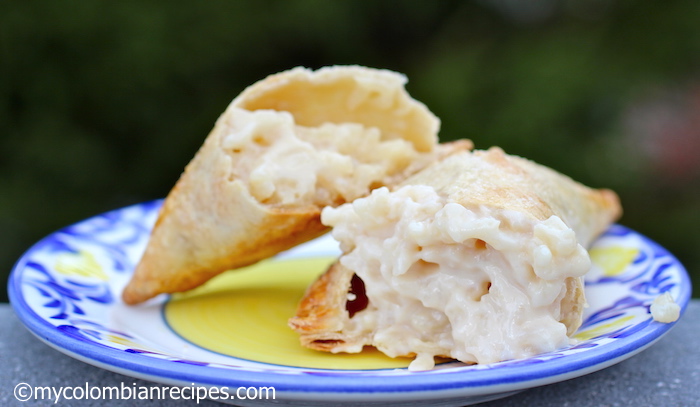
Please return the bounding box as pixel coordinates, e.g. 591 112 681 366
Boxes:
122 66 471 304
290 148 621 368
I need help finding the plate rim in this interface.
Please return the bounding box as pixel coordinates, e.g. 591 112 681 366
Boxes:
7 201 693 398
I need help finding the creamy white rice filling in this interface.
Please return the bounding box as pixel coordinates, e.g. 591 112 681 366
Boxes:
220 108 433 207
321 185 592 369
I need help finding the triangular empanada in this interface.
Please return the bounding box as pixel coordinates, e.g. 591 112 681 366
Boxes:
289 147 621 370
122 66 471 304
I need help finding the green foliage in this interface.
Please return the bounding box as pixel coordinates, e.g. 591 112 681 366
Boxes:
2 0 699 301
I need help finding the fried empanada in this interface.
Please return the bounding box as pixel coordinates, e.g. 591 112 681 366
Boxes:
122 65 471 305
289 147 621 370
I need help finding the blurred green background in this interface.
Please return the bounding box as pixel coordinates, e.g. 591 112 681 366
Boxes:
2 0 699 303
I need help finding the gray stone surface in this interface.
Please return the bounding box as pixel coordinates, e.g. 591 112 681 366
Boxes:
1 302 698 406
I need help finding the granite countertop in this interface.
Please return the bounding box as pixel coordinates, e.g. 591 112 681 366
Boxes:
1 301 698 407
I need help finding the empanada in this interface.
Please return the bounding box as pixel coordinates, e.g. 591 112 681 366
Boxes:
122 65 471 305
289 147 621 370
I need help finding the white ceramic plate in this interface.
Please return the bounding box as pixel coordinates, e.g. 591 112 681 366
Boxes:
8 200 691 406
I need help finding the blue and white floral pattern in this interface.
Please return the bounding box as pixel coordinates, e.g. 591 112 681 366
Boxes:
8 201 692 405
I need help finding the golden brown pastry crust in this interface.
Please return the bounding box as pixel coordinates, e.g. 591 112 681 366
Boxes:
406 147 621 245
289 261 354 351
231 65 439 152
121 124 329 305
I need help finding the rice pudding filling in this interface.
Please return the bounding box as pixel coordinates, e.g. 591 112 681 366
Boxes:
219 108 438 208
322 185 591 368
